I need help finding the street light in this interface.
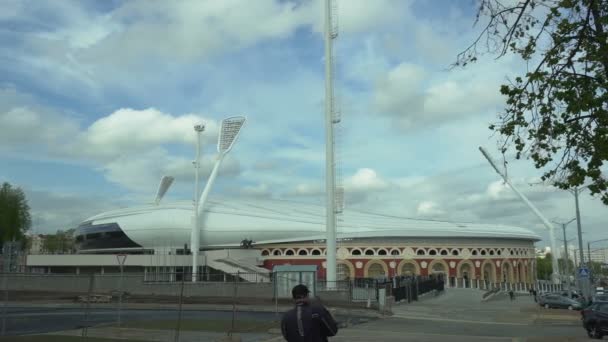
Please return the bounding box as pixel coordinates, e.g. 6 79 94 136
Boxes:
570 184 591 267
552 218 576 277
191 116 246 282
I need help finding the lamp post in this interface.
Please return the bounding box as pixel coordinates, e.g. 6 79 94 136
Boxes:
553 218 576 279
191 116 246 282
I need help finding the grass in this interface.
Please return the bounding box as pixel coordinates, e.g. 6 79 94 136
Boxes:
0 336 149 342
120 319 280 333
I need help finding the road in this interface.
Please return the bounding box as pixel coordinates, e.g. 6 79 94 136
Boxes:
2 307 279 336
1 289 592 341
327 288 590 342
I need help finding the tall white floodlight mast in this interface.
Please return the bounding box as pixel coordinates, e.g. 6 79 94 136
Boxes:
192 124 205 281
191 116 246 282
479 147 560 284
324 0 338 285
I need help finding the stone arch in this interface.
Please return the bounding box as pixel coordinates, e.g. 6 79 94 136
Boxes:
377 248 388 256
297 248 308 256
364 248 375 256
457 260 476 279
272 249 282 256
501 260 515 283
471 249 479 256
516 260 526 283
364 260 388 278
284 248 296 256
428 259 449 276
416 248 426 256
336 260 355 280
397 259 420 276
451 249 460 256
480 248 487 256
428 248 438 256
439 249 449 256
389 248 401 256
350 248 362 256
311 249 322 256
261 249 270 256
481 259 497 283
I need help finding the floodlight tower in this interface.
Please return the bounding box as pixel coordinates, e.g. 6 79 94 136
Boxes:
191 116 246 282
192 123 205 281
324 0 339 284
479 147 560 284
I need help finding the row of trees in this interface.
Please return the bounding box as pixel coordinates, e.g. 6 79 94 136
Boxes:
536 253 608 280
40 229 77 254
1 182 76 254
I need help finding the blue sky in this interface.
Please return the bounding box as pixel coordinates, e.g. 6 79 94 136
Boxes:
1 0 606 253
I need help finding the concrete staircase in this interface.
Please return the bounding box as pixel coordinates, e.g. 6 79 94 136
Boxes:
202 249 270 283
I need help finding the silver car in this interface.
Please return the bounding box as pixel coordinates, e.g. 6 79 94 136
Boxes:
539 293 583 310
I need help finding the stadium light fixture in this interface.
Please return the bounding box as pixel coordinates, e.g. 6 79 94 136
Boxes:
192 116 246 282
479 146 561 285
154 175 175 205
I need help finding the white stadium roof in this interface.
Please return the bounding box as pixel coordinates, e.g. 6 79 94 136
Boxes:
83 198 541 247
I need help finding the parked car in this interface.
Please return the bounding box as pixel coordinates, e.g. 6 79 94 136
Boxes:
581 301 608 339
593 294 608 303
560 290 581 299
538 293 583 310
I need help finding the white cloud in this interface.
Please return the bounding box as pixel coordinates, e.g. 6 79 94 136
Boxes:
83 108 218 157
241 183 273 198
344 168 389 193
416 200 445 216
291 183 324 197
373 60 509 130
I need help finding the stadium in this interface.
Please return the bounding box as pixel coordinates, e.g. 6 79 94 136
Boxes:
43 197 544 290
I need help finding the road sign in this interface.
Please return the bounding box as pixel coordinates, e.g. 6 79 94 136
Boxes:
578 267 590 278
116 254 127 268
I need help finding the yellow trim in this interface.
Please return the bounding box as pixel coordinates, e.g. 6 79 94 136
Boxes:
363 259 388 277
480 259 496 282
396 259 420 276
457 259 476 278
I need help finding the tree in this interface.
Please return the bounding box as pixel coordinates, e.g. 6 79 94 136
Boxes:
42 229 76 254
458 0 608 204
536 253 553 280
0 182 31 248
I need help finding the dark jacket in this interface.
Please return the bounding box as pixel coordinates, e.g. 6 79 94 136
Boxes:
281 302 338 342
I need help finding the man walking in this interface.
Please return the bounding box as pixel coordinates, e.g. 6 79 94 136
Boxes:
281 284 338 341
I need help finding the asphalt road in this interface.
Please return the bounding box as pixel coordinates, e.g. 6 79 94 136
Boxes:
1 307 279 336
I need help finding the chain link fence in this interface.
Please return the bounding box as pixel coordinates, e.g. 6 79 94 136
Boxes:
0 272 444 341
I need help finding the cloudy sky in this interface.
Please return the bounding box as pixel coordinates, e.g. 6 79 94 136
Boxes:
1 0 605 251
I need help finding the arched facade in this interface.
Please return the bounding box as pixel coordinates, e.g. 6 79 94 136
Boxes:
259 237 538 290
364 259 389 278
397 259 420 276
501 260 515 283
481 259 497 283
336 260 355 280
457 260 476 279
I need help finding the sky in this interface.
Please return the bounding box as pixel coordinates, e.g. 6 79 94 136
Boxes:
1 0 606 253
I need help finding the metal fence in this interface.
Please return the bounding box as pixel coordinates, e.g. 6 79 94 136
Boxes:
0 271 447 341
